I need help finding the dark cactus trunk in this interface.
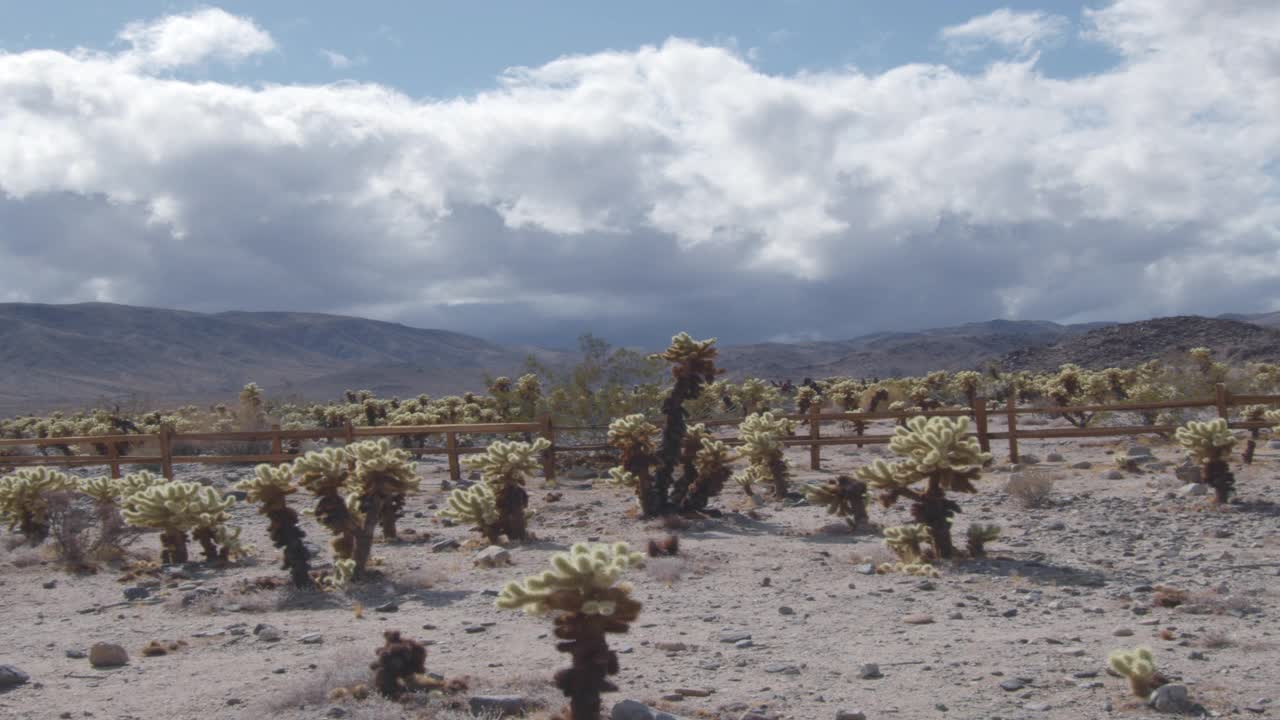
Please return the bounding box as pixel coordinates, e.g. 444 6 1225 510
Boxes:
669 434 701 510
496 481 529 542
912 479 959 560
650 376 696 517
192 526 225 564
683 465 730 513
267 506 313 589
768 456 788 498
381 493 405 540
159 529 189 564
553 614 617 720
353 495 384 577
1203 456 1235 504
314 491 356 559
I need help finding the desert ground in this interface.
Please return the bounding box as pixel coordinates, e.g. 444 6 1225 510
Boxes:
1 422 1277 720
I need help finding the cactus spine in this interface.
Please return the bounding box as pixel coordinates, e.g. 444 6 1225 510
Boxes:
496 542 644 719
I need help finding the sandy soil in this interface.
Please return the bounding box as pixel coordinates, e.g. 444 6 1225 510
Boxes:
1 425 1277 720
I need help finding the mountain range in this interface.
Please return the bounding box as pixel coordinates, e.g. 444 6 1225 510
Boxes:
3 302 1280 414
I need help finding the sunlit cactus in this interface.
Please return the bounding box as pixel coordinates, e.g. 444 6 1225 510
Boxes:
949 370 984 408
235 465 313 587
606 414 660 512
1239 405 1268 464
347 439 420 575
464 438 549 542
644 332 724 518
1175 418 1237 503
116 470 168 511
440 482 503 544
794 386 822 415
123 481 237 564
736 412 795 498
497 542 644 719
0 467 74 544
883 523 931 563
856 416 991 559
684 436 737 511
292 446 358 559
730 378 781 416
1108 646 1166 698
803 475 870 531
965 523 1001 557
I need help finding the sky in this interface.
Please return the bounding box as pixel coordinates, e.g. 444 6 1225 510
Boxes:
1 1 1278 348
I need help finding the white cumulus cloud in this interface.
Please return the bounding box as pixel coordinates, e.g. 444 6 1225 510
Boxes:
941 8 1070 56
1 1 1278 346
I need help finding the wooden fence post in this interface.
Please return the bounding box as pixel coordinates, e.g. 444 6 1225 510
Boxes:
1005 395 1019 464
446 431 461 483
270 424 283 463
808 403 821 470
973 397 990 454
1215 383 1230 420
107 440 121 479
540 415 556 485
159 425 174 480
343 420 355 446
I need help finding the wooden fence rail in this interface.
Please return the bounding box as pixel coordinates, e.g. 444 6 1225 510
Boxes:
2 385 1278 482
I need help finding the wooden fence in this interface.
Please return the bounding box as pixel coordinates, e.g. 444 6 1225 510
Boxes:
2 384 1277 482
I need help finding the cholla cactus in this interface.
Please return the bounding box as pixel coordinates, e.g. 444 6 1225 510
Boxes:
648 333 723 518
965 523 1001 557
496 542 644 720
1108 646 1166 698
949 371 984 408
348 439 420 575
684 437 737 511
803 475 869 531
731 378 781 416
123 481 236 564
292 447 358 559
883 523 931 562
235 465 312 587
736 412 795 498
464 438 550 542
0 467 74 544
794 386 822 415
1175 418 1237 503
607 414 659 511
877 560 941 578
856 416 991 559
440 482 502 544
116 470 168 511
1239 405 1269 464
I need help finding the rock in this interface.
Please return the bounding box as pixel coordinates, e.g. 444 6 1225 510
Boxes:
0 665 29 691
253 624 283 642
1023 703 1051 711
1176 483 1208 498
1046 452 1065 462
611 699 686 720
431 538 460 553
763 663 800 675
375 601 399 613
1127 446 1153 457
325 708 347 718
1071 461 1093 469
463 626 486 634
858 663 882 679
835 712 867 720
123 586 151 601
902 614 934 625
89 643 129 668
1105 470 1125 480
65 648 87 659
1019 454 1041 464
299 633 323 644
469 695 535 717
719 630 751 643
1000 678 1027 691
854 563 876 575
1149 684 1193 713
778 606 795 616
654 641 687 652
474 546 512 568
1113 628 1134 637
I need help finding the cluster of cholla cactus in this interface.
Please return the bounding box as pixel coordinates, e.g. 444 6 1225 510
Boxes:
123 480 240 564
879 524 941 576
292 447 358 561
1108 646 1167 698
442 438 548 543
646 333 724 518
857 416 992 559
1175 418 1237 503
0 467 76 544
681 427 737 512
347 439 419 573
735 412 795 498
234 465 313 588
802 475 869 531
605 414 660 512
497 542 644 720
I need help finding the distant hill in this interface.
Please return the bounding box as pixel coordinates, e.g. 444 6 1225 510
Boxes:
0 303 525 414
999 316 1280 371
1219 310 1280 330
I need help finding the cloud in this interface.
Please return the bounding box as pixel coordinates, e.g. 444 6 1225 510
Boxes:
319 49 362 70
940 8 1069 56
1 1 1279 347
114 7 275 71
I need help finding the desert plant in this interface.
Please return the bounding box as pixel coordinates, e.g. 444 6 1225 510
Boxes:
235 465 313 588
463 438 550 542
123 481 237 564
648 333 722 517
736 411 795 498
683 437 737 511
370 630 428 699
292 447 358 560
856 416 991 559
803 475 870 531
0 467 75 544
496 542 644 720
1175 418 1237 503
347 439 420 576
1108 646 1166 698
965 523 1001 557
1004 469 1055 508
883 523 931 562
606 415 660 513
440 482 502 544
1239 405 1269 464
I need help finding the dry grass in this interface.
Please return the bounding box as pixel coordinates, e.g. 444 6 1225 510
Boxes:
645 557 686 584
45 491 140 570
267 646 373 712
1004 469 1057 508
1200 630 1235 649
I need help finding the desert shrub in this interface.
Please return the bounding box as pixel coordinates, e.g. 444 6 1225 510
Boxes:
803 475 870 531
1004 469 1056 508
1176 419 1237 503
1108 646 1166 697
0 467 75 544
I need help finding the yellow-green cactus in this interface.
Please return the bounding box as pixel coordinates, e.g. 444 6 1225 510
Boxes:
439 483 502 544
857 416 990 559
607 415 659 512
606 468 639 489
883 523 931 562
497 542 645 719
684 436 736 509
235 465 312 586
348 439 420 574
464 438 549 542
0 467 74 544
123 481 235 564
965 523 1001 557
1108 646 1165 697
79 475 123 506
803 475 870 531
116 470 168 510
737 411 795 498
292 447 358 558
1175 418 1237 503
649 333 723 518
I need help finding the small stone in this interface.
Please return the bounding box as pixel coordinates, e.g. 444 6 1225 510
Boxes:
764 663 800 675
253 624 283 642
854 563 876 575
858 663 882 679
719 631 751 643
1149 684 1192 713
902 614 934 625
1046 452 1064 462
123 586 151 601
778 606 795 616
1000 678 1027 691
89 643 129 668
42 580 56 589
325 708 347 718
674 688 712 697
375 601 399 613
1002 608 1018 618
1176 483 1208 498
610 698 685 720
468 694 535 716
1113 628 1134 637
1071 461 1093 469
1127 446 1153 457
734 639 753 649
1105 470 1125 480
1019 454 1041 464
299 633 323 644
474 546 512 567
835 712 867 720
431 538 460 552
65 649 86 659
0 665 29 691
1023 702 1051 711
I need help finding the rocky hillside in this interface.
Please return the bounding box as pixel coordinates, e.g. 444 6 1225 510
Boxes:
999 316 1280 371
